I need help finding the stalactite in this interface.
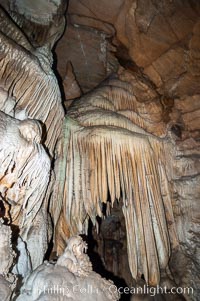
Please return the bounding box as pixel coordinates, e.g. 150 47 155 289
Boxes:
54 73 178 285
55 116 178 285
0 7 64 155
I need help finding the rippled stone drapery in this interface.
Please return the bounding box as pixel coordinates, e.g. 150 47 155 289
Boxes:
0 1 199 300
53 72 178 285
0 2 64 270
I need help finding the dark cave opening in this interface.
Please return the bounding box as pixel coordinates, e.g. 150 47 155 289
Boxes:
85 201 133 301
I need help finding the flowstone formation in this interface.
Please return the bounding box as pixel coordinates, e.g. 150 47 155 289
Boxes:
0 219 15 301
54 69 179 287
0 1 199 301
16 236 119 301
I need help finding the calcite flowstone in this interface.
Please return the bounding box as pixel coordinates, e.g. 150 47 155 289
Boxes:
17 236 119 301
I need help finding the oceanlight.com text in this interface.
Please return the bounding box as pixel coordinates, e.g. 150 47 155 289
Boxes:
38 284 194 297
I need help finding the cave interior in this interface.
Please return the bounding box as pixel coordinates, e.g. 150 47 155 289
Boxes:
0 0 199 300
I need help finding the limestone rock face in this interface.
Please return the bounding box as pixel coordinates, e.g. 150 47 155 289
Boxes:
0 275 12 301
17 264 118 301
56 22 119 92
0 219 15 277
0 220 16 300
60 0 200 98
17 236 119 301
17 263 118 301
9 0 67 47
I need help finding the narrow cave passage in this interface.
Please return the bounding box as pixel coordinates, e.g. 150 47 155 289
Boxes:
86 201 133 301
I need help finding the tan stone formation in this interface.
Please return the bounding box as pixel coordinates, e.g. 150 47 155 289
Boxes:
0 0 64 287
0 275 12 301
53 69 179 287
0 219 15 278
0 111 51 269
56 236 93 277
9 0 67 48
65 0 200 96
56 18 118 92
63 61 82 109
16 235 119 301
0 5 64 154
54 2 200 299
0 1 199 301
0 2 121 300
0 1 65 274
0 219 16 300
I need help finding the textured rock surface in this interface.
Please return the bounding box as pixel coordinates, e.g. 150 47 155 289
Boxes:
0 275 12 301
17 236 119 301
54 70 179 288
55 1 200 300
56 20 118 92
57 0 199 95
0 111 50 269
0 219 15 277
0 1 199 301
0 1 64 295
0 5 64 153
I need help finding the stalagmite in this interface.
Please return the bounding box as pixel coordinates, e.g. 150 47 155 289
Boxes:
0 110 51 269
0 219 16 300
16 235 120 301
